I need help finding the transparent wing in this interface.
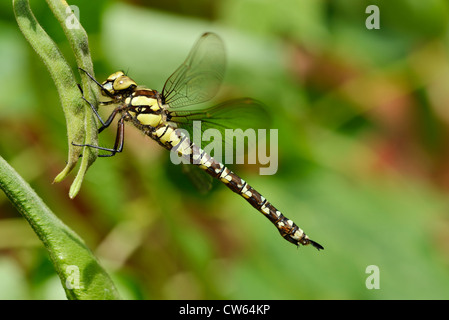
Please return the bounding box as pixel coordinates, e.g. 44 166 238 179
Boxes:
170 98 270 133
169 98 271 162
162 32 225 109
181 163 213 195
163 160 214 195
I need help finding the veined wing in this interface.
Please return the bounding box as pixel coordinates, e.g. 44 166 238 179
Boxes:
169 98 271 161
162 32 225 109
181 163 213 194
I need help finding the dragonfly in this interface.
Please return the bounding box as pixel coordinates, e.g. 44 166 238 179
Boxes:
74 32 323 250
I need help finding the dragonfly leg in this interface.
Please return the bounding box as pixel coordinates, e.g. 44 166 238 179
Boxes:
72 117 125 157
77 83 119 132
97 108 120 133
79 67 115 99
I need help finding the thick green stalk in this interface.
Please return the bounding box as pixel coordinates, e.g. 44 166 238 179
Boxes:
0 156 121 299
10 0 121 299
13 0 99 198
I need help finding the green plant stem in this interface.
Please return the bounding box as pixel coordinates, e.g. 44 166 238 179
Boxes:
13 0 99 198
0 155 121 299
11 0 121 300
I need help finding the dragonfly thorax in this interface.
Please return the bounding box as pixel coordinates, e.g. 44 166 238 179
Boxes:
124 89 166 129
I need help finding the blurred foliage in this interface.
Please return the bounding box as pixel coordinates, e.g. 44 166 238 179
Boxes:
1 0 449 299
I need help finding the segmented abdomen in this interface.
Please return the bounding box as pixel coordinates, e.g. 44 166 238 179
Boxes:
146 123 323 250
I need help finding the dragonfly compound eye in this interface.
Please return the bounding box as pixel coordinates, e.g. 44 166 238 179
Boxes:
113 76 137 92
101 82 114 96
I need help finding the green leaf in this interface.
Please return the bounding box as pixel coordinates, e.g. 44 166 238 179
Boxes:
13 0 99 198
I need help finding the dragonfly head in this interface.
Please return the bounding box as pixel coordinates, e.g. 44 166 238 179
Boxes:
101 71 137 102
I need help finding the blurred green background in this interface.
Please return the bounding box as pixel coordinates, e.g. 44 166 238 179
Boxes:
1 0 449 299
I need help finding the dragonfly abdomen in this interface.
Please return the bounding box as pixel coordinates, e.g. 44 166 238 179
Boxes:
148 124 323 250
213 165 323 249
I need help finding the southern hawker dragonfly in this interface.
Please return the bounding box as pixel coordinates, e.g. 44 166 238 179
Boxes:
74 32 323 250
